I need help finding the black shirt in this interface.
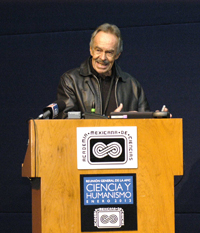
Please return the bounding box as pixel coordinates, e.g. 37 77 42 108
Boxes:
89 58 117 116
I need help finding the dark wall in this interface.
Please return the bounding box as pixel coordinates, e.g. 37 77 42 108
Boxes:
0 1 200 232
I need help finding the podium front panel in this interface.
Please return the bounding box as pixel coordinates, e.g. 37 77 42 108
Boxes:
22 119 183 233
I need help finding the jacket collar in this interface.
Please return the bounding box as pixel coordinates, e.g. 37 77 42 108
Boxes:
79 57 126 82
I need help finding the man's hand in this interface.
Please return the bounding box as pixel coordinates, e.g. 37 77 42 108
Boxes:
162 106 172 117
156 105 172 118
114 103 123 112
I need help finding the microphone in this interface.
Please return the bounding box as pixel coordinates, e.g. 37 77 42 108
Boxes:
37 100 66 119
91 101 96 113
85 81 96 113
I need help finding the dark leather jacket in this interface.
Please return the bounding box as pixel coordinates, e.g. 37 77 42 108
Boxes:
57 57 150 118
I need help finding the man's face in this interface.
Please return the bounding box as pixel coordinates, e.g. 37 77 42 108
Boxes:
90 31 121 77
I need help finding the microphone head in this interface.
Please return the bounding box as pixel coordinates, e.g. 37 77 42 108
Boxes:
43 100 66 119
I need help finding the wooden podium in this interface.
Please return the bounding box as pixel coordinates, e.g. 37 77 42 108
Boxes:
22 119 183 233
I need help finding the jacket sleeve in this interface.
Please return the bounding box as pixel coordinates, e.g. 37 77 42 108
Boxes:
116 73 150 112
137 83 150 112
57 73 79 118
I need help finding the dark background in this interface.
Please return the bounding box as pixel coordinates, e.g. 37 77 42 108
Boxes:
0 0 200 232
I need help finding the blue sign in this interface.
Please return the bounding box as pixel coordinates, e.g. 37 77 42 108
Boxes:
83 175 134 205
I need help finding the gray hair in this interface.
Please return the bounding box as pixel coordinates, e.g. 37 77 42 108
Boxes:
89 23 123 55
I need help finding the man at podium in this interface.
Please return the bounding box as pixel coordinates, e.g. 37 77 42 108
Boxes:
23 25 180 232
57 23 152 118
